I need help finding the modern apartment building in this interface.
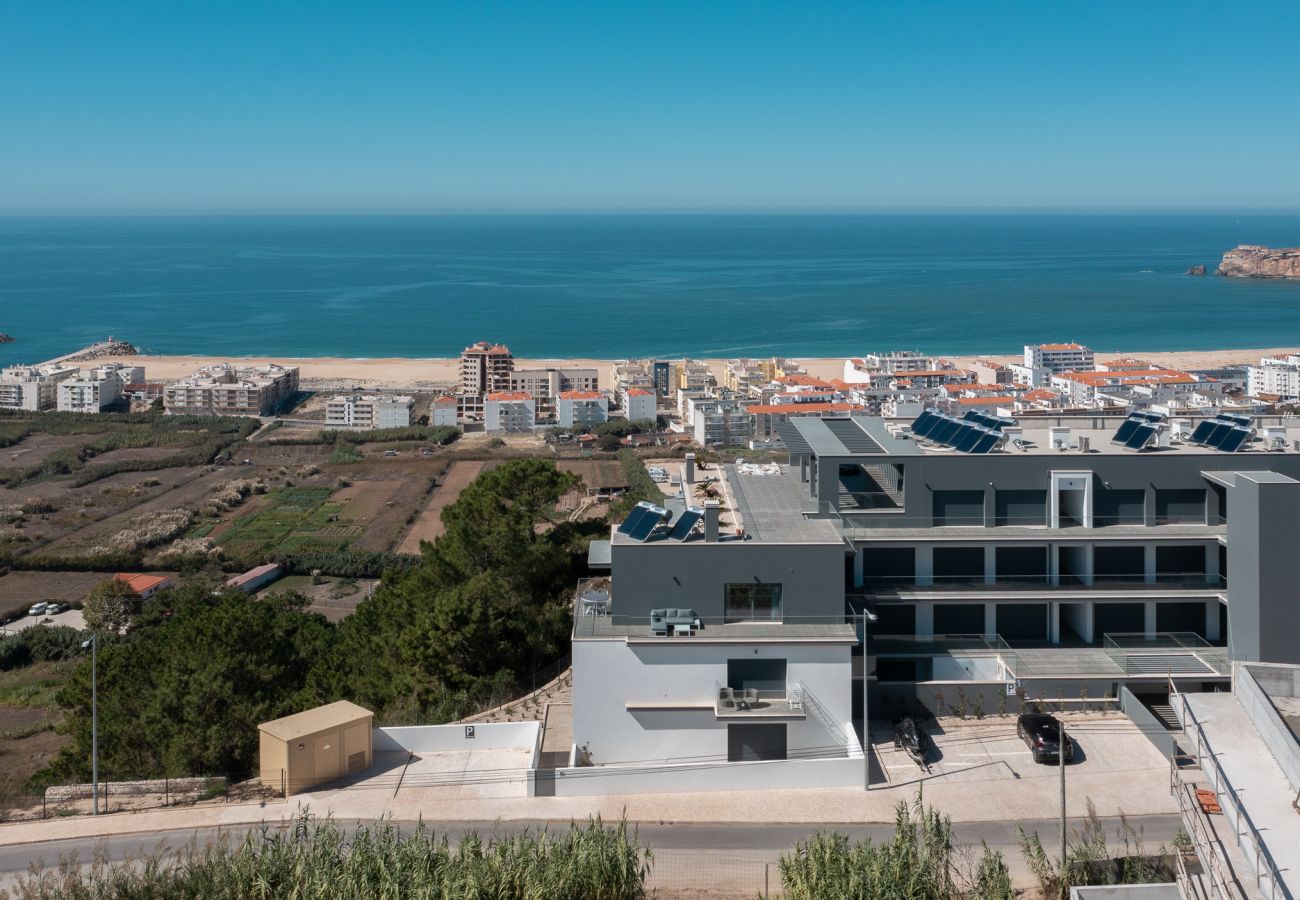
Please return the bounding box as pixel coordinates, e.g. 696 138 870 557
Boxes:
624 387 656 424
571 408 1300 793
483 391 536 432
0 364 81 411
508 367 599 419
691 399 751 447
1246 353 1300 400
163 363 299 416
556 390 608 429
430 396 459 427
458 341 515 418
57 372 122 413
324 394 413 430
1025 342 1094 374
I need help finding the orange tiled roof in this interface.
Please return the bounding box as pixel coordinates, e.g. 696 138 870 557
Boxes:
558 390 604 400
953 396 1015 405
1037 343 1087 351
114 573 170 593
432 396 458 405
485 391 532 401
747 402 859 415
777 375 833 388
1056 369 1196 387
627 388 654 397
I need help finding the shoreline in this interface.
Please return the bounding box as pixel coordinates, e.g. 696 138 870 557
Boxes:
66 347 1283 390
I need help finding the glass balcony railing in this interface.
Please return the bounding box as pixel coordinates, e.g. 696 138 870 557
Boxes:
861 572 1226 591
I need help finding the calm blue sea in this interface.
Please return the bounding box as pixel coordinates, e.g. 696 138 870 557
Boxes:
2 214 1300 365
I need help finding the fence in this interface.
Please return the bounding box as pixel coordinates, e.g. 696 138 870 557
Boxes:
0 774 277 822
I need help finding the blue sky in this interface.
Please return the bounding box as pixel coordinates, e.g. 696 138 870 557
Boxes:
3 1 1298 213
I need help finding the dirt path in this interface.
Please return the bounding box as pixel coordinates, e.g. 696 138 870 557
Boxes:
395 460 491 553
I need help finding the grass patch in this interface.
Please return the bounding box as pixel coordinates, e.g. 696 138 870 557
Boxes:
0 661 73 709
215 487 354 560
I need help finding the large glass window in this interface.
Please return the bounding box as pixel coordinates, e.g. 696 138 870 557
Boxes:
724 583 783 622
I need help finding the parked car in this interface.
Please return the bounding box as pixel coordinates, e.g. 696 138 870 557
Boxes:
44 603 64 615
1017 712 1075 763
27 602 48 616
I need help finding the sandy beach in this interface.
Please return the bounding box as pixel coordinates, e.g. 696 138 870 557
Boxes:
77 348 1284 391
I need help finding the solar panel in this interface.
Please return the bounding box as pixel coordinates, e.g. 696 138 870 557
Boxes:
626 505 668 541
930 418 962 445
1216 426 1250 452
1187 421 1216 444
1112 416 1143 444
1136 411 1167 423
969 431 1002 453
667 507 704 541
954 425 988 452
1124 423 1157 449
911 410 942 437
1202 421 1235 448
617 502 654 535
1220 413 1252 427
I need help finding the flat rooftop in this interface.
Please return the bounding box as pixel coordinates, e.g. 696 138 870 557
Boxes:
782 414 1300 459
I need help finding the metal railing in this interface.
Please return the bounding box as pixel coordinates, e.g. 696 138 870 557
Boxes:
1170 684 1291 900
713 681 805 716
862 571 1224 590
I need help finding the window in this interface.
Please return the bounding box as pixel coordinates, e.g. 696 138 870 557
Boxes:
724 583 782 622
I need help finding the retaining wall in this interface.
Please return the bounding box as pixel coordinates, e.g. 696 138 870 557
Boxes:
544 755 864 796
373 721 539 754
1237 663 1300 792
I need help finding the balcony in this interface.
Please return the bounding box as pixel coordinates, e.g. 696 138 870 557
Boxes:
861 572 1225 598
714 683 807 719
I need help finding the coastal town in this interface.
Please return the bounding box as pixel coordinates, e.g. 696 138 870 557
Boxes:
2 332 1300 898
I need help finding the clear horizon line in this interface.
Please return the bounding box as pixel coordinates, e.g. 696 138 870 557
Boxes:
3 205 1300 218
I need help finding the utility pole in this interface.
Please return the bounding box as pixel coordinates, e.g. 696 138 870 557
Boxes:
1059 717 1067 869
81 634 99 815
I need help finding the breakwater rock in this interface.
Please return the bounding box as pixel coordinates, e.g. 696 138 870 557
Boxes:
1185 265 1206 276
0 333 13 344
64 337 139 362
1216 245 1300 278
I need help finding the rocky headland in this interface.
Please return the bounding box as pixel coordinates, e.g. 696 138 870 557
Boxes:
1216 245 1300 278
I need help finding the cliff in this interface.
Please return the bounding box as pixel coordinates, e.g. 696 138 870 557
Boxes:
1216 245 1300 278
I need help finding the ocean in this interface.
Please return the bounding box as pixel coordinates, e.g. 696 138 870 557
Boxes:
2 214 1300 366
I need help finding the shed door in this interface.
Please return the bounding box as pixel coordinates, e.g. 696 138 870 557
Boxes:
313 730 343 781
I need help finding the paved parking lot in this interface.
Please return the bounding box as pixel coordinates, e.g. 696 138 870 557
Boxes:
870 712 1168 788
1 607 85 635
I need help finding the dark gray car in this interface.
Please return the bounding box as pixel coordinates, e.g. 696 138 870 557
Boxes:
1016 712 1075 763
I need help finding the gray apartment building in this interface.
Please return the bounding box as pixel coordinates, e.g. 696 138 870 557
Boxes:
570 410 1300 792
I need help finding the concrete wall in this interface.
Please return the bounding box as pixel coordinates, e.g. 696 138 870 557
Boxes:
607 539 847 621
549 755 864 796
374 722 540 753
1236 663 1300 792
572 638 856 765
871 678 1121 720
1226 474 1300 665
1119 686 1178 761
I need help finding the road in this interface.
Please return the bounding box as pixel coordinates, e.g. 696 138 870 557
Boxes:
1 814 1182 875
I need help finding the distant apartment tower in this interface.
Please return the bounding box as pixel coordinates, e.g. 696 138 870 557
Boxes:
325 394 413 430
692 400 751 448
652 361 676 397
557 390 609 429
484 392 536 432
163 363 299 416
1025 343 1094 374
1247 354 1300 400
57 363 145 413
430 396 459 427
676 360 715 392
623 388 656 424
0 364 81 411
460 341 514 395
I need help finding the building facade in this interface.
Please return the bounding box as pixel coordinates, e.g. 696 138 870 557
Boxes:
324 394 414 430
556 390 609 429
163 364 299 416
624 387 656 424
0 364 81 411
484 391 536 432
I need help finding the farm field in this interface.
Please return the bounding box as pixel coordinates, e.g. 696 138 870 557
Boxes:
396 459 492 553
0 571 108 620
214 487 355 559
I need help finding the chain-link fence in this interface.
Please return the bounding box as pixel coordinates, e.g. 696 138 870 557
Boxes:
645 851 779 899
0 773 278 822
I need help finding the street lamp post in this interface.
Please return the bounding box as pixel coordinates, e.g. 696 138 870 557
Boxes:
81 633 99 815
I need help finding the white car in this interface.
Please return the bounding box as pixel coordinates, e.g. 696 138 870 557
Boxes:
44 603 64 615
28 602 48 616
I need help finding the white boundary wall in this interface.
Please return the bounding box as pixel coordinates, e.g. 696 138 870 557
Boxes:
547 755 863 796
374 722 540 754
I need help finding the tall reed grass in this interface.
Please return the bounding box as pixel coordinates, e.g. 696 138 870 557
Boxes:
13 811 651 899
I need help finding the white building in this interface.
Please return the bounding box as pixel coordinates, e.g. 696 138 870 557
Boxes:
324 394 413 430
508 368 599 419
623 388 656 424
1247 354 1300 400
556 390 608 429
693 401 751 447
164 363 299 416
430 396 459 427
1024 343 1094 375
0 364 81 411
54 363 145 414
484 391 536 432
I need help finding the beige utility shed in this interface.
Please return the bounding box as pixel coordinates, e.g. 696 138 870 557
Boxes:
258 701 373 796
